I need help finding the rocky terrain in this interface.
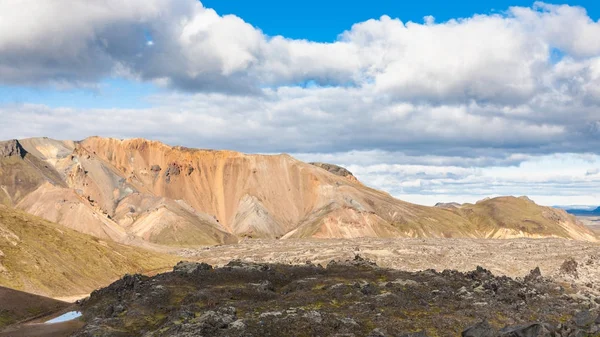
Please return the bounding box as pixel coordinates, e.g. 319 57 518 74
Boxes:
67 257 600 336
0 137 596 250
178 237 600 284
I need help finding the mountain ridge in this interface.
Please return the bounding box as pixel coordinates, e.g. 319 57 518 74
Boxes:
0 136 596 246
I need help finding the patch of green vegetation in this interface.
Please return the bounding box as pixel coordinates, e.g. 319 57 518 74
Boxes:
25 306 46 316
0 311 16 328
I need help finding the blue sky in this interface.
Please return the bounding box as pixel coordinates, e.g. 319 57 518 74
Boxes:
1 0 600 206
0 79 158 109
202 0 600 40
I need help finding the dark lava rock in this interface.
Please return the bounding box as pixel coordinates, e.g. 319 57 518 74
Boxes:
462 320 498 337
73 259 597 337
559 258 579 279
173 261 213 275
359 282 379 296
499 323 551 337
400 331 428 337
573 310 596 328
150 164 162 172
467 266 494 281
225 259 269 271
254 280 275 292
524 267 542 283
91 273 147 298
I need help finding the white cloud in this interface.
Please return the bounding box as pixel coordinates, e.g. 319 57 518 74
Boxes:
309 152 600 206
1 0 600 99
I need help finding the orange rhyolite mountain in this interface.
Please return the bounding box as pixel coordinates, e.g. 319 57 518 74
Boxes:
0 136 596 247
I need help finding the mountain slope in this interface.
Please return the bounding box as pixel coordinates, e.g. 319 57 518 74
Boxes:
456 196 598 241
1 138 236 247
0 286 69 329
1 136 597 244
0 140 67 207
78 137 505 240
0 205 178 297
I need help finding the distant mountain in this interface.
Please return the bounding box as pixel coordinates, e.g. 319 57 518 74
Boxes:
455 196 597 240
0 137 597 246
562 206 600 216
434 202 462 209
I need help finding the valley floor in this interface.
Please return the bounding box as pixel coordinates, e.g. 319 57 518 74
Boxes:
181 237 600 289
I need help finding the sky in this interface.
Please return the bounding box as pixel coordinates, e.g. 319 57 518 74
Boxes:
1 0 600 207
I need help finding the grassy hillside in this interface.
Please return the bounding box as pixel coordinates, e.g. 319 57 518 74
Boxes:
456 197 598 240
0 205 179 297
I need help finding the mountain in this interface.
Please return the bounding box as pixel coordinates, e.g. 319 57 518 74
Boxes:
564 206 600 216
434 202 462 209
455 196 598 241
0 137 597 245
0 205 178 297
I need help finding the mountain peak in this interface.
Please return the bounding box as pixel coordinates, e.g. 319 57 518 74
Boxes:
0 139 26 159
309 162 360 184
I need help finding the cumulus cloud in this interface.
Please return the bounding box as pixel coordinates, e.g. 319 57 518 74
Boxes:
1 0 599 99
0 86 580 155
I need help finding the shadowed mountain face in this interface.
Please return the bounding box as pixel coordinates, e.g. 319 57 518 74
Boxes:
0 286 69 329
0 137 597 247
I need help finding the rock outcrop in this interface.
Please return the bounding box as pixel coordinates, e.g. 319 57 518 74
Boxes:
0 140 26 158
309 162 361 184
73 258 600 336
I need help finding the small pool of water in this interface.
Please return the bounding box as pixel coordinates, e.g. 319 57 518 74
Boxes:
44 311 82 324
